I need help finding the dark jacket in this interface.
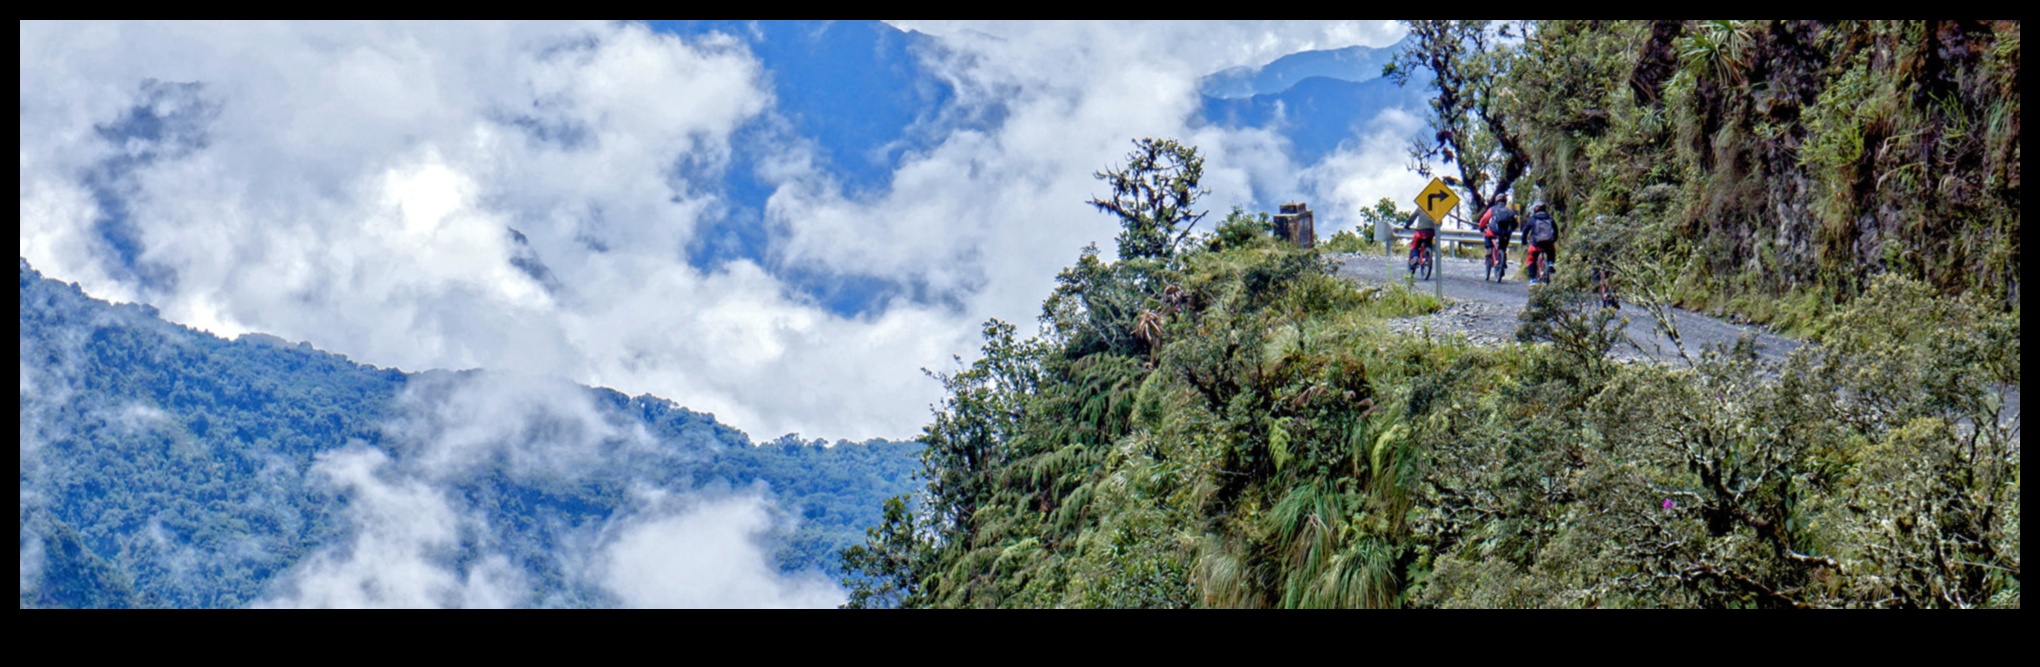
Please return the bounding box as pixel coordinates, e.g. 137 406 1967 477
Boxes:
1523 210 1557 245
1484 205 1519 237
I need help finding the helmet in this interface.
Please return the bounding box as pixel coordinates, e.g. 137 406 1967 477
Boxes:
1532 201 1548 212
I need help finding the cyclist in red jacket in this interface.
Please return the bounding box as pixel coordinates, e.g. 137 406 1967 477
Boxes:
1477 193 1518 281
1399 210 1439 278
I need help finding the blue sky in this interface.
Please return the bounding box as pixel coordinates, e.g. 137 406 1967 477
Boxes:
19 20 1426 443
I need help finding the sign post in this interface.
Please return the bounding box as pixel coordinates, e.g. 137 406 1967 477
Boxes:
1375 207 1394 279
1415 178 1460 225
1413 178 1460 302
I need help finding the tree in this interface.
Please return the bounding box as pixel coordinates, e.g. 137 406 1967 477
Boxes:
1090 138 1210 263
838 496 925 608
1386 21 1532 215
1357 197 1413 230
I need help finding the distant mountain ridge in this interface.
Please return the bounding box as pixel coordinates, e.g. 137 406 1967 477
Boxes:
1192 34 1431 207
1198 74 1432 167
1191 34 1428 212
1199 35 1413 99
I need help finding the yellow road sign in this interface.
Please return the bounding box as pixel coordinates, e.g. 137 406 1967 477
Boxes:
1414 177 1460 224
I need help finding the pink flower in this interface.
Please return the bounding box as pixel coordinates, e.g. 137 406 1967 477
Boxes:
1662 499 1677 509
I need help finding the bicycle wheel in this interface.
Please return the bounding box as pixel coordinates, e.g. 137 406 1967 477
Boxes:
1419 247 1434 281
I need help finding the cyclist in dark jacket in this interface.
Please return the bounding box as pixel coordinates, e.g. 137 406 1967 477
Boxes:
1478 194 1518 280
1522 202 1558 284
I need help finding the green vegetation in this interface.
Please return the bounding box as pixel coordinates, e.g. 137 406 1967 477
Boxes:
1319 198 1415 255
841 137 2019 608
1498 20 2019 333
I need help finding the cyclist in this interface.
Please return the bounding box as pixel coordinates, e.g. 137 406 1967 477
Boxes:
1522 201 1558 284
1399 209 1438 278
1477 193 1519 281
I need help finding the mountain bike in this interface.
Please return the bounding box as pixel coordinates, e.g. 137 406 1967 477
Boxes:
1526 244 1553 284
1408 234 1435 281
1484 236 1508 282
1593 265 1619 310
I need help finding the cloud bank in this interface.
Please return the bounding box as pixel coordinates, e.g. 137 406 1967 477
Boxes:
18 20 1424 442
601 493 843 608
254 371 845 608
21 19 1435 609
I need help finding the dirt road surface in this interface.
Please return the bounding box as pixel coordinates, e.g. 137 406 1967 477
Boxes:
1331 251 1803 364
1329 250 2018 429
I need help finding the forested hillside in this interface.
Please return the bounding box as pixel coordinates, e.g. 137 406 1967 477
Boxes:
19 259 920 608
839 132 2018 608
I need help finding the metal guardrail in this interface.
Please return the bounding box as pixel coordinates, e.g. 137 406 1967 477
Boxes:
1369 217 1487 297
1389 228 1487 245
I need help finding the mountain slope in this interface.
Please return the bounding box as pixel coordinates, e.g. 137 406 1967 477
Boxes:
18 258 921 608
1198 74 1432 166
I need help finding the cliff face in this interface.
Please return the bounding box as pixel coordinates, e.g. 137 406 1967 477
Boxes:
1802 21 2018 306
1524 20 2019 323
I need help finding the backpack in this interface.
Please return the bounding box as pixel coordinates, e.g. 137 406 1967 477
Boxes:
1488 206 1518 235
1527 211 1556 243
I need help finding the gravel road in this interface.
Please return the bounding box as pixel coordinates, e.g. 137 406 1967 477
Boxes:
1330 250 2018 429
1330 251 1803 365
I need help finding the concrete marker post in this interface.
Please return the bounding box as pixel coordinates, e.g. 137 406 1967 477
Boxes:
1375 209 1395 286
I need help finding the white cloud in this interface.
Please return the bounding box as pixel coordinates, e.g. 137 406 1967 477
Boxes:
17 20 1421 445
256 444 523 609
21 18 1433 609
888 20 1404 88
256 369 845 608
1299 107 1431 231
19 533 44 597
600 493 843 609
252 373 594 609
759 20 1419 336
387 370 651 481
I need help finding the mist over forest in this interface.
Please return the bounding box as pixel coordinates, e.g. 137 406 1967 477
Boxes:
20 20 2020 608
20 259 919 607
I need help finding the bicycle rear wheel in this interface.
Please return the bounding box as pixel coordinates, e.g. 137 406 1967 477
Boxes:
1598 270 1619 309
